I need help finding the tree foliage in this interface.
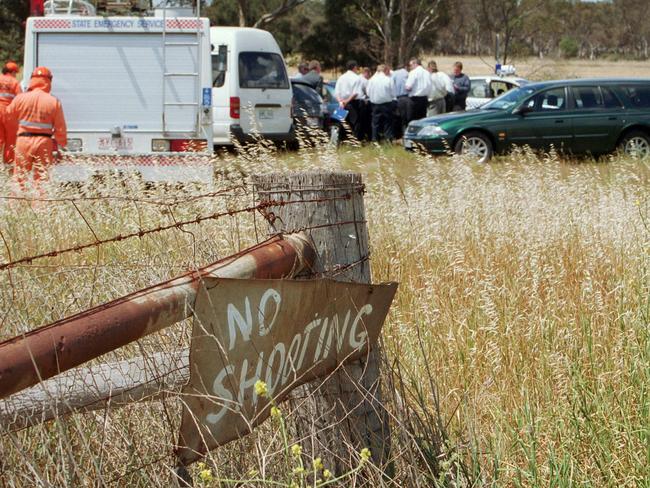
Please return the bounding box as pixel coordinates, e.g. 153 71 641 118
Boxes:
2 0 650 69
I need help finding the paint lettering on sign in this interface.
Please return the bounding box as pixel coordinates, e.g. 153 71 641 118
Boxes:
176 278 397 466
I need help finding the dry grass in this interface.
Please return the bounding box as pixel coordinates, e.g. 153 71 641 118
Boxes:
317 55 650 82
0 141 648 487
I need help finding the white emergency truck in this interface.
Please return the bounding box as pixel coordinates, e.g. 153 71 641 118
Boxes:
210 27 293 146
22 0 214 181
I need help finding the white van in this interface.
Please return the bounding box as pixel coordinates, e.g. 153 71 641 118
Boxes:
210 27 293 146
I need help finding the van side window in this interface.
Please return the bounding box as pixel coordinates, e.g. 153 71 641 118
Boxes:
212 45 227 88
239 52 289 89
620 85 650 108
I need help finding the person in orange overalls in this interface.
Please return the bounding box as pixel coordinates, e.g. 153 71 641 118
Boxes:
6 66 67 191
0 61 22 165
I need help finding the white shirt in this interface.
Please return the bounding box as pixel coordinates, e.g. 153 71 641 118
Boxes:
405 65 432 97
354 76 369 100
366 72 395 104
392 68 408 97
430 71 451 100
442 71 454 94
335 70 360 102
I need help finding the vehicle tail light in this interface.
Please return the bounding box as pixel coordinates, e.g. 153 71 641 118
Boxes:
230 97 240 119
170 139 208 152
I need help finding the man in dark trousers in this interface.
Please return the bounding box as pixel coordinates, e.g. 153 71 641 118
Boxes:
405 58 432 122
334 60 361 140
366 64 395 142
451 61 471 111
391 64 409 139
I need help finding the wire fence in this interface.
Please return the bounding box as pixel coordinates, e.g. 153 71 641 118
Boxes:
0 168 384 487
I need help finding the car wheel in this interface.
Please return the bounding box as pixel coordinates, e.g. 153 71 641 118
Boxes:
619 130 650 159
454 131 493 163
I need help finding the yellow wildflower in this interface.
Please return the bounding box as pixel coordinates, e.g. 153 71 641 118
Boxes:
312 457 323 471
323 468 332 479
291 444 302 457
359 447 371 463
254 380 268 398
270 406 281 419
292 466 305 475
198 468 213 483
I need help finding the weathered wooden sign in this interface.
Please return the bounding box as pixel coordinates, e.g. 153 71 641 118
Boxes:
176 278 397 465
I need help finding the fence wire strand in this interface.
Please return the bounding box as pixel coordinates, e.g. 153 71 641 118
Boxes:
0 174 384 486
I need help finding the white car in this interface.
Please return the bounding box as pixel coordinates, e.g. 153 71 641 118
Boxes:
466 76 529 110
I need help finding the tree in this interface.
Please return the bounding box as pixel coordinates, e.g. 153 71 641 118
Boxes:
351 0 444 65
0 0 29 63
207 0 307 28
301 0 375 69
352 0 397 63
477 0 544 64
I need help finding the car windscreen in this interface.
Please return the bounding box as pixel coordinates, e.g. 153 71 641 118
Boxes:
482 86 536 110
239 52 289 89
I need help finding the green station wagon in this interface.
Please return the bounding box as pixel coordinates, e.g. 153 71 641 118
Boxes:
404 78 650 162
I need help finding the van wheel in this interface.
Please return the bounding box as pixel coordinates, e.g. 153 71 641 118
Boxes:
454 131 493 163
619 130 650 159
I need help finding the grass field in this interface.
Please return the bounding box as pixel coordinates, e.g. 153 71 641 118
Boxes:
317 55 650 82
0 143 648 487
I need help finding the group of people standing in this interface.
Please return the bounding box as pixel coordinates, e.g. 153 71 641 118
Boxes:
0 61 67 192
334 59 471 143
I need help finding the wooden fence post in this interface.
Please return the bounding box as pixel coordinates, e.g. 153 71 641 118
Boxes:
253 172 391 472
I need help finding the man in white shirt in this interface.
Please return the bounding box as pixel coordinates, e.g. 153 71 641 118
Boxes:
354 67 372 141
366 64 395 142
334 60 361 140
405 58 432 122
427 60 452 115
391 64 410 138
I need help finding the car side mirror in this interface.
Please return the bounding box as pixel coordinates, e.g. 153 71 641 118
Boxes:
513 105 533 116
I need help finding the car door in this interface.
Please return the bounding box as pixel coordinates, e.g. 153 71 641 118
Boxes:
521 86 573 150
503 87 571 150
568 85 624 154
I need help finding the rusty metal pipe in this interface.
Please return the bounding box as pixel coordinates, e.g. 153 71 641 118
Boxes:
0 233 315 400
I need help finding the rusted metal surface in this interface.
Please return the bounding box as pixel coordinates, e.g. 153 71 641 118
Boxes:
176 278 398 465
0 233 316 401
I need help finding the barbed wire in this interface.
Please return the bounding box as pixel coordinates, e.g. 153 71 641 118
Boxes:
0 194 353 272
0 185 249 206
